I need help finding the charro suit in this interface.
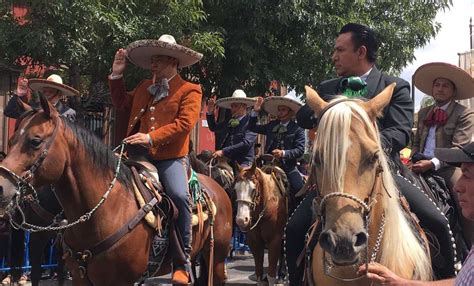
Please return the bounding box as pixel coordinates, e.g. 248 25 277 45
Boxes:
413 101 474 188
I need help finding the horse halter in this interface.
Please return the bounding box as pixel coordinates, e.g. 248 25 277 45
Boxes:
235 173 266 232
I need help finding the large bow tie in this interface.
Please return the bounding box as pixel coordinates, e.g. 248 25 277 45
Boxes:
147 78 170 103
424 107 448 127
340 76 368 98
228 118 240 128
272 124 287 134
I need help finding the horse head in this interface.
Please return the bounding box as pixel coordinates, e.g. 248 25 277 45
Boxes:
234 162 259 230
0 95 65 205
306 84 395 266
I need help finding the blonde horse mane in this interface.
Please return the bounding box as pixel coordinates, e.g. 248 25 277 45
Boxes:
311 98 432 280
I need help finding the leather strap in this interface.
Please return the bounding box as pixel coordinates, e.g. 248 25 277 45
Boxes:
27 200 56 223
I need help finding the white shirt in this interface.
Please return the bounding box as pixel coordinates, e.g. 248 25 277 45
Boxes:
423 101 451 170
359 67 373 82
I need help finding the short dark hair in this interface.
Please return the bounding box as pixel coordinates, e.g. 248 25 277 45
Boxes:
339 23 378 63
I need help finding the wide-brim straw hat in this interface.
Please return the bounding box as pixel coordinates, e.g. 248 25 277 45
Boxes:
262 93 303 116
29 74 79 97
126 34 203 69
413 62 474 100
216 89 256 109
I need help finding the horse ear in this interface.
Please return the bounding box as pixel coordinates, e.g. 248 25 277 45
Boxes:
305 85 327 116
39 93 59 118
250 160 257 173
15 96 32 114
362 83 396 120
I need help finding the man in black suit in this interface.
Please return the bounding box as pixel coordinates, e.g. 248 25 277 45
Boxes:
286 23 458 284
207 89 257 170
249 94 306 214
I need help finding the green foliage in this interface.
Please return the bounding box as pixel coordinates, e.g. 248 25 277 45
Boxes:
0 0 451 100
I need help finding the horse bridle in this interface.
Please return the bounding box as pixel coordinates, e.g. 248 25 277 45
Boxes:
235 173 267 232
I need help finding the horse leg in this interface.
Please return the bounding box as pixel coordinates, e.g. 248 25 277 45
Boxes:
56 235 67 286
246 235 265 284
29 232 49 286
267 237 282 286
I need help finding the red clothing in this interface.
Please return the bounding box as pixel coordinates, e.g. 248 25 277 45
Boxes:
109 74 202 161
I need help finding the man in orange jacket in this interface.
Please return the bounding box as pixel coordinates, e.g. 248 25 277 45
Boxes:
109 34 203 284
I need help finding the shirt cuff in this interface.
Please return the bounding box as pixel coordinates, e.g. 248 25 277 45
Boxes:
431 157 441 171
250 110 258 117
147 134 153 147
282 150 286 157
108 73 123 80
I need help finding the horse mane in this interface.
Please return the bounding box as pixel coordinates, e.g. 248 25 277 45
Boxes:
312 98 432 280
252 167 283 201
62 119 133 191
189 150 209 175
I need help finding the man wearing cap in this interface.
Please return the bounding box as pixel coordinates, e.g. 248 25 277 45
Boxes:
249 94 305 214
411 62 474 191
5 74 77 121
206 90 257 170
109 34 203 284
360 141 474 286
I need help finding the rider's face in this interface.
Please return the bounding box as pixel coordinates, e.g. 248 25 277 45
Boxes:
332 32 361 77
432 78 455 104
454 163 474 221
150 55 178 79
42 87 61 104
277 105 292 121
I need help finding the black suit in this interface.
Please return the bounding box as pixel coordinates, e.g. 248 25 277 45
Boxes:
297 67 413 159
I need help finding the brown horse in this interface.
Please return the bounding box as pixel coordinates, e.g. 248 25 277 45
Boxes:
303 84 432 285
0 95 232 285
234 163 287 285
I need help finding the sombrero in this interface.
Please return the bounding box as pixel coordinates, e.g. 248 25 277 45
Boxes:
126 34 203 69
28 74 79 97
435 140 474 167
413 62 474 100
262 93 302 116
216 89 256 109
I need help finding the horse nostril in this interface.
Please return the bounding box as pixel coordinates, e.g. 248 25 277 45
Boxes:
320 230 336 251
354 231 368 247
244 217 249 223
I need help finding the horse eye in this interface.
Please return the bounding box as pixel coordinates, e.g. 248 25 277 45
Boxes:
370 152 379 164
29 137 43 149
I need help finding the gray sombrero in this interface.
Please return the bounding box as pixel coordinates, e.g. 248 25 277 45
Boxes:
126 34 203 69
435 140 474 167
216 89 256 109
413 62 474 100
262 93 303 116
28 74 79 97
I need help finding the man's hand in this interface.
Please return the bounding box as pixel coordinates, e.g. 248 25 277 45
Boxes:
272 149 284 158
207 97 216 114
358 263 413 285
213 150 224 158
412 160 434 173
17 78 29 97
254 96 264 112
124 133 151 147
112 48 127 76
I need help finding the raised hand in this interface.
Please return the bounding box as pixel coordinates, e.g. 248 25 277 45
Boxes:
112 48 127 76
254 96 264 112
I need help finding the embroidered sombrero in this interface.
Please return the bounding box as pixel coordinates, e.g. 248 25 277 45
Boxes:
126 34 203 69
28 74 79 97
413 62 474 100
216 89 256 109
262 93 303 116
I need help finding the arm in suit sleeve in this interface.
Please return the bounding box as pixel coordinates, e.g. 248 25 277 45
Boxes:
149 85 202 146
109 77 137 110
296 104 318 129
206 112 227 132
283 127 305 160
248 115 270 134
379 79 413 154
222 130 257 158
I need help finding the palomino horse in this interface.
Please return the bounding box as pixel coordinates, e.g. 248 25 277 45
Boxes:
234 163 288 285
0 95 232 285
303 84 432 285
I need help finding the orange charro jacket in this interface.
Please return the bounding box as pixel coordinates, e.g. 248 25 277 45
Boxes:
109 74 202 161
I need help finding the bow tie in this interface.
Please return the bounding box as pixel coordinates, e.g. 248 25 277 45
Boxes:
340 76 368 98
424 107 448 127
228 118 240 128
147 78 170 103
272 124 287 134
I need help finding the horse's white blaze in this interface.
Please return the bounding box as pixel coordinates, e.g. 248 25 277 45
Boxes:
235 180 255 227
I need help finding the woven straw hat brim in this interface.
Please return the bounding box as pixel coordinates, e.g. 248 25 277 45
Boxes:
414 62 474 100
215 97 256 109
262 97 302 116
28 79 79 97
126 39 203 69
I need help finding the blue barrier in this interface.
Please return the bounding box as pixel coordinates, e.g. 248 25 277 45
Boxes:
231 226 250 255
0 231 58 272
